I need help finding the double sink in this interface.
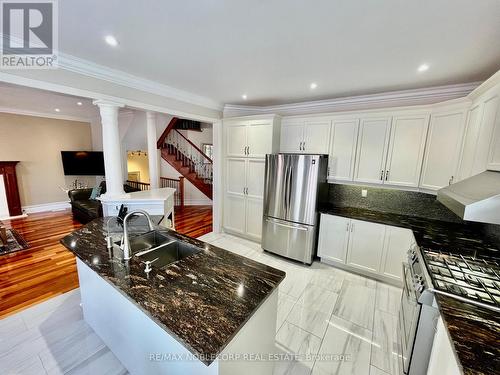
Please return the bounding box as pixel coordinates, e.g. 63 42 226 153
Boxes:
126 230 201 269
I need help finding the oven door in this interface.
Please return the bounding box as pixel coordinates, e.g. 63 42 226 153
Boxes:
397 263 422 374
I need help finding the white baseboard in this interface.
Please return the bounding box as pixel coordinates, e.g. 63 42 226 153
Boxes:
22 201 71 214
183 199 212 206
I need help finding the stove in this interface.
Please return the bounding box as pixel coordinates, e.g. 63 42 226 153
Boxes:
421 248 500 312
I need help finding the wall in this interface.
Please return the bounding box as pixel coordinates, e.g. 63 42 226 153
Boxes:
127 152 150 183
177 123 213 152
0 112 93 208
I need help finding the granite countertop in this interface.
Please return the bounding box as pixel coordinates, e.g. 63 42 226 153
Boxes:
61 216 285 365
319 204 500 375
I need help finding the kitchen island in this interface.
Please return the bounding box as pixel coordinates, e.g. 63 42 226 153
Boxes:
61 216 285 375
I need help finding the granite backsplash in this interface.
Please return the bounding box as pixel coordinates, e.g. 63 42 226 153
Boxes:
325 183 500 246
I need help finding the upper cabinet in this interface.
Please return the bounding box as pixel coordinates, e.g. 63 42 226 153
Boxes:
420 110 466 190
280 119 331 153
486 95 500 171
225 116 280 158
328 118 359 181
353 117 392 184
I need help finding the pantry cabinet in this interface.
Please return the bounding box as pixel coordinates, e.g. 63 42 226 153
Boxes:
223 115 280 241
280 119 331 153
420 110 466 190
318 213 415 284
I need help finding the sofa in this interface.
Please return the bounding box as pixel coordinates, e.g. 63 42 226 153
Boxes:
68 181 140 223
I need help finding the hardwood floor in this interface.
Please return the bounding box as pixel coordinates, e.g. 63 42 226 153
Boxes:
0 205 213 318
174 205 213 238
0 210 82 319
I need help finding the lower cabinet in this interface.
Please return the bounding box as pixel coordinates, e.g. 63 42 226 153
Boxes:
317 213 414 284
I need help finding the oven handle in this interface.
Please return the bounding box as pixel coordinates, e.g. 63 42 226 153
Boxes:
402 263 411 297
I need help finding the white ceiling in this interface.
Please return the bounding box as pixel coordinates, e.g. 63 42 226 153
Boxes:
0 83 98 121
55 0 500 106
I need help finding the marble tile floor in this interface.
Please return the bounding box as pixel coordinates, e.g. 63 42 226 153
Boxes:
0 232 403 375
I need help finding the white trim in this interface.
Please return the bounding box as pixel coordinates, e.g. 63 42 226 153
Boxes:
58 53 223 111
0 106 92 123
223 82 480 117
0 213 27 220
22 201 71 214
0 72 220 124
183 198 212 206
468 69 500 100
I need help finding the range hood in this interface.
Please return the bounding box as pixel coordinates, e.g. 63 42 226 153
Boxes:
437 170 500 225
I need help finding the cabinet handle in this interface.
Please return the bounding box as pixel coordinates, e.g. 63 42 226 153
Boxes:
246 187 249 195
247 146 250 155
380 170 384 180
346 222 349 232
303 142 305 151
350 223 354 232
299 141 302 151
449 176 454 185
385 170 389 181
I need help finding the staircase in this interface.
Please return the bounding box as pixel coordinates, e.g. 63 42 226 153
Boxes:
157 118 213 200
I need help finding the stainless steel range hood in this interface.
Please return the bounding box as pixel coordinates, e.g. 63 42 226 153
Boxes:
437 170 500 224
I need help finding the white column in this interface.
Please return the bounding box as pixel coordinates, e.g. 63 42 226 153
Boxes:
93 100 125 197
146 111 160 189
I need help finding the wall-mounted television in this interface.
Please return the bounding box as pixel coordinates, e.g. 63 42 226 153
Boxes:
61 151 105 176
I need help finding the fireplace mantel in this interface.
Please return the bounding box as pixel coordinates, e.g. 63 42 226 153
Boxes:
0 161 22 216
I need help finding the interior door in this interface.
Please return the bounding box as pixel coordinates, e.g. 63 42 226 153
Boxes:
329 119 359 181
280 121 304 152
247 122 273 158
346 219 386 273
385 115 429 187
317 214 350 264
420 111 465 190
303 120 331 153
226 123 247 157
354 117 392 184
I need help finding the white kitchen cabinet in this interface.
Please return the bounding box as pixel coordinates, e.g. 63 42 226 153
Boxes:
317 214 350 263
420 110 466 190
380 226 414 281
486 95 500 171
459 104 483 180
328 119 359 181
318 213 414 284
224 115 280 242
427 317 461 375
385 115 429 187
354 117 392 184
346 219 387 273
280 119 331 153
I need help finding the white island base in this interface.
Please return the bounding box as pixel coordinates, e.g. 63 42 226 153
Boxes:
77 259 278 375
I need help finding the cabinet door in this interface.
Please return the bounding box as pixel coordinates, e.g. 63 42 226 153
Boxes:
303 120 331 153
354 117 392 184
280 122 304 153
329 119 359 181
223 194 246 235
420 111 465 190
317 214 350 264
385 115 429 187
247 122 273 158
245 197 264 241
246 159 266 199
459 104 483 180
226 158 247 195
486 95 500 171
346 219 386 273
380 226 414 282
226 123 247 157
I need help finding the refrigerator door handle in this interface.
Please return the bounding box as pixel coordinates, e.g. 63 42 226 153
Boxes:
265 218 309 231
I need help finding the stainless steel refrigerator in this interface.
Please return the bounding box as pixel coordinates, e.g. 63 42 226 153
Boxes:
262 154 328 264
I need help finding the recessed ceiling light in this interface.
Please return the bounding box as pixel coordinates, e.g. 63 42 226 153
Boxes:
242 94 247 100
54 108 60 112
310 82 318 90
76 101 82 106
417 64 429 73
104 35 118 47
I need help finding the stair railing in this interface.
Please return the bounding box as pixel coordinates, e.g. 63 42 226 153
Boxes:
160 177 185 207
164 129 213 185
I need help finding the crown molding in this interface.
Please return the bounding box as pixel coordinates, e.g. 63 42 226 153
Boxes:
0 106 92 123
57 53 223 111
467 69 500 100
223 82 481 118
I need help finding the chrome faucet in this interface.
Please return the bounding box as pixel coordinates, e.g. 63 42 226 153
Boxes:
122 210 155 260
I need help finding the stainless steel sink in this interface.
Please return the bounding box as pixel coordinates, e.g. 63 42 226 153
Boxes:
131 230 201 269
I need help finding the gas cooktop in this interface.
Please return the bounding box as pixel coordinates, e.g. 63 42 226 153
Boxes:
421 249 500 312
